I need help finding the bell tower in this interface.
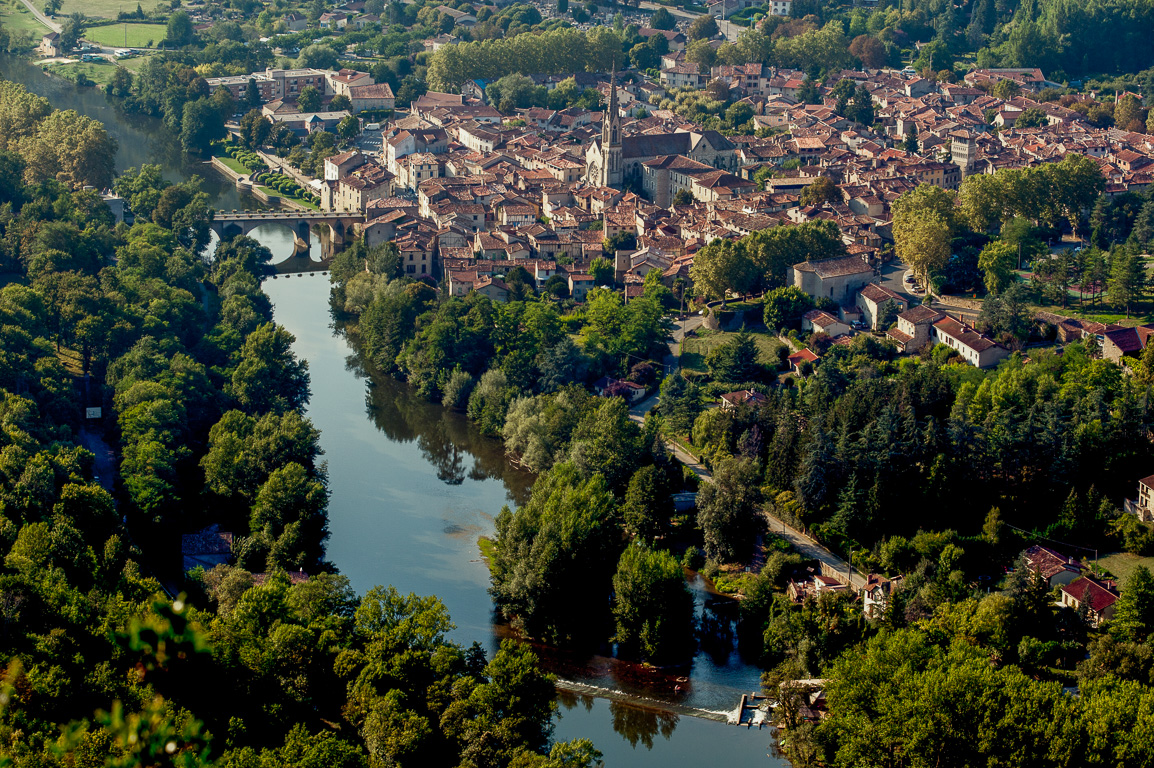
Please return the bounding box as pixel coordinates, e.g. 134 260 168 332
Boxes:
601 61 623 187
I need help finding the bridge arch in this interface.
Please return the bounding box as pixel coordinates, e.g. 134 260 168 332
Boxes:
210 210 366 272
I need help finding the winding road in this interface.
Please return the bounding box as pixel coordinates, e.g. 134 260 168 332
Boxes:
629 315 868 590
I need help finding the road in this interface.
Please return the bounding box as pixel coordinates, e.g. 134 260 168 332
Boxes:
627 314 867 590
19 0 60 32
637 0 703 20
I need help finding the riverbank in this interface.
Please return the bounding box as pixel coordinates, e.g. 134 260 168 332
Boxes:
262 274 783 765
0 56 783 764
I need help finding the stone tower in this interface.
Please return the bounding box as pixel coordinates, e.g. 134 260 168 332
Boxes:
600 62 623 187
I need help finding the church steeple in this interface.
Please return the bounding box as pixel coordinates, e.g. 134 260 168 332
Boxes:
600 60 623 187
603 60 620 149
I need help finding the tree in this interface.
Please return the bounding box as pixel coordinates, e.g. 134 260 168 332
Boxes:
689 238 754 303
799 176 842 208
688 14 718 41
697 456 761 563
558 0 568 13
903 126 920 154
239 109 271 149
44 0 61 14
166 10 194 47
180 98 226 154
589 256 614 286
849 85 874 126
297 43 340 70
612 544 693 661
566 397 645 490
892 185 958 287
1108 247 1145 318
246 462 329 570
726 101 754 129
706 331 761 382
229 322 310 414
329 93 351 111
1113 94 1145 132
685 38 717 68
491 463 622 643
621 465 673 543
763 286 814 331
672 189 695 206
297 85 322 113
18 109 117 190
1110 566 1154 643
797 78 821 105
991 79 1021 99
649 6 674 29
849 34 887 68
977 240 1018 295
877 299 900 329
59 12 85 51
337 115 360 140
658 374 703 436
1014 107 1047 128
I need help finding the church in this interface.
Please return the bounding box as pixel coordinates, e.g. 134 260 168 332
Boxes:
585 68 740 191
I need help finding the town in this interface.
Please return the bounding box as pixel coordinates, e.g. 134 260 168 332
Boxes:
1 0 1154 765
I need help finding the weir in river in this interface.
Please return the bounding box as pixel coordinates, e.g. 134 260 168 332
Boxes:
0 53 787 765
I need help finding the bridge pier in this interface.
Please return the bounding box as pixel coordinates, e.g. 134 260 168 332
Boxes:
210 210 365 262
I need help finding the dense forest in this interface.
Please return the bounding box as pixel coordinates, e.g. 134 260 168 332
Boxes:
0 81 595 768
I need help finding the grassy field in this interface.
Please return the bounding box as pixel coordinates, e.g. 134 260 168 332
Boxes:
53 0 151 19
1097 552 1154 585
216 155 249 175
681 329 786 375
83 22 165 48
0 0 51 43
258 187 320 210
45 55 147 86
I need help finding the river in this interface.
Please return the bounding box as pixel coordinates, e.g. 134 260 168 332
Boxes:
0 55 785 766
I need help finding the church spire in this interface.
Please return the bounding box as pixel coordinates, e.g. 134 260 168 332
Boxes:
604 60 620 149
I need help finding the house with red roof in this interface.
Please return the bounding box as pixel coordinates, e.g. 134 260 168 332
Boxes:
1101 324 1154 364
931 314 1011 368
787 347 819 373
1022 544 1084 588
1059 576 1119 627
719 389 768 409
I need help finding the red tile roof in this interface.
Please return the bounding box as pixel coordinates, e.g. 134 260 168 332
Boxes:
1061 576 1118 615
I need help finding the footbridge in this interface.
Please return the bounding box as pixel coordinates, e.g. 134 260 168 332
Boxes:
211 210 365 264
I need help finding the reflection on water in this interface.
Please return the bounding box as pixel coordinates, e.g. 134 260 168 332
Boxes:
0 56 783 764
363 372 533 503
610 701 679 749
0 55 257 210
261 277 784 765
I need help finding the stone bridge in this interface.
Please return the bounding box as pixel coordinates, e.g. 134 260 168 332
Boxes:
211 210 365 264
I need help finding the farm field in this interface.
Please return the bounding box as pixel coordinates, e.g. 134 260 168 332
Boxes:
83 22 164 47
53 0 152 18
0 0 50 43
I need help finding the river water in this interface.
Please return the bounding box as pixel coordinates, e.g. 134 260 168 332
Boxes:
0 55 785 765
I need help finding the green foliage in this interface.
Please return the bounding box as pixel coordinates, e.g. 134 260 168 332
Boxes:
491 462 622 643
705 331 762 382
697 456 762 563
1112 566 1154 643
612 544 694 662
